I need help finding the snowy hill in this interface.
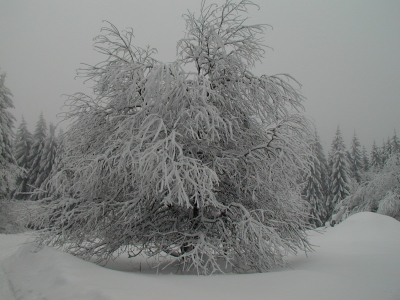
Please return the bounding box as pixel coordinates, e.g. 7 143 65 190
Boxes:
1 212 400 300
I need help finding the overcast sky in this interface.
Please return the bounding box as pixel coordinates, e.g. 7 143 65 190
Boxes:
1 0 400 151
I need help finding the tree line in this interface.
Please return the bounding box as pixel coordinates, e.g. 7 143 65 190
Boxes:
13 113 60 199
0 71 60 200
303 127 400 227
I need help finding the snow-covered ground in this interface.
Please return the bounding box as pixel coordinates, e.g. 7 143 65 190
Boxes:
1 212 400 300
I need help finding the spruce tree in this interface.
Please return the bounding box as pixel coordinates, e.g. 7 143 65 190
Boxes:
392 130 400 155
34 123 57 199
302 133 327 227
0 72 17 198
370 140 381 170
314 132 329 207
14 116 33 169
349 131 362 183
380 140 388 166
328 126 350 215
361 146 369 172
385 137 392 159
14 116 34 197
26 113 47 194
346 150 352 170
43 127 66 186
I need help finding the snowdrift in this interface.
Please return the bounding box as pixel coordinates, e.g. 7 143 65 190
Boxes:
1 212 400 300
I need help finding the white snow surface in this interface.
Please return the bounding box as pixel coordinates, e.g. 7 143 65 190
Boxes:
1 212 400 300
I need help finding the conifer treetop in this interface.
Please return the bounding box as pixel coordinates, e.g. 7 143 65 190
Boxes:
328 126 350 210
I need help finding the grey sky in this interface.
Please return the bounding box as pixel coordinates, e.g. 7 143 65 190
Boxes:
1 0 400 151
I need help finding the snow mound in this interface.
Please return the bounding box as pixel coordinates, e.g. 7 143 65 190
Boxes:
1 212 400 300
3 243 121 300
328 211 400 241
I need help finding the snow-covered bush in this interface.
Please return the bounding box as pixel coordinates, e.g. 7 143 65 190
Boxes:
377 191 400 221
340 154 400 220
33 0 314 274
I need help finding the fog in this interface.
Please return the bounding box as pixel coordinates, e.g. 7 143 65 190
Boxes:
1 0 400 149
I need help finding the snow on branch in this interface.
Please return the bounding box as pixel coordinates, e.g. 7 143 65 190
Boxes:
32 0 314 275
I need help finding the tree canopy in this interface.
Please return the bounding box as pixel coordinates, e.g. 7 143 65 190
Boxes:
33 0 314 274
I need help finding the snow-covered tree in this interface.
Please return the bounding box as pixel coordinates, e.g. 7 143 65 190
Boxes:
349 131 362 183
14 116 33 169
342 153 400 220
33 1 314 274
380 140 389 167
370 140 381 170
0 73 15 165
314 132 329 205
32 126 66 201
377 191 400 221
58 128 64 139
302 133 327 227
391 130 399 155
32 123 57 199
0 71 18 198
13 116 33 197
385 137 392 159
26 113 47 195
361 146 369 173
328 126 350 215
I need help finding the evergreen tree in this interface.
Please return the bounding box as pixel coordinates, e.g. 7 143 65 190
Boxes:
0 71 18 198
341 154 400 218
26 113 47 194
314 132 329 206
328 126 350 215
14 116 33 169
302 133 327 227
14 116 34 197
361 146 369 172
33 123 57 199
349 131 362 183
0 73 15 165
370 140 381 170
380 140 389 166
392 130 400 154
385 137 392 159
346 150 352 170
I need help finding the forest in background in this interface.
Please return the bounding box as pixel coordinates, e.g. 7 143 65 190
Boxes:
3 92 398 225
